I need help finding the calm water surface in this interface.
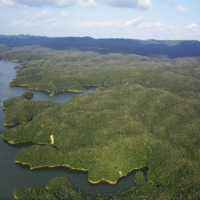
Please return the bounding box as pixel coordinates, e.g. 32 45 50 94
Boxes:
0 60 146 200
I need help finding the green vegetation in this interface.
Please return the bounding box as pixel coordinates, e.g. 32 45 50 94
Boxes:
21 91 33 99
3 92 55 127
1 43 200 199
9 62 200 96
3 83 200 199
14 172 166 200
13 66 20 69
3 91 33 111
1 45 200 95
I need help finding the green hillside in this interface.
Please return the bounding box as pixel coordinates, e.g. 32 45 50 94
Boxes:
1 44 200 199
3 84 200 199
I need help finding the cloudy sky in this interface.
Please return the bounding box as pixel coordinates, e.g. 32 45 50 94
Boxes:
0 0 199 40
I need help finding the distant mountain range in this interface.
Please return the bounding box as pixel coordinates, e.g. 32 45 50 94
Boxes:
0 35 199 58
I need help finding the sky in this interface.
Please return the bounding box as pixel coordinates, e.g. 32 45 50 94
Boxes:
0 0 200 40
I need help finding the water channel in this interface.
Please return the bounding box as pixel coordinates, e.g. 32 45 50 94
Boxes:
0 60 147 200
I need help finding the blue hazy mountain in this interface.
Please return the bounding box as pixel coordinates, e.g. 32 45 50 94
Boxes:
0 35 199 58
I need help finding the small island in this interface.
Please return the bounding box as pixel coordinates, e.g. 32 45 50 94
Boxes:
13 66 20 69
21 90 33 99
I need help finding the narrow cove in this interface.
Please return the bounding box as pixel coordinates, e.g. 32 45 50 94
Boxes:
0 60 147 200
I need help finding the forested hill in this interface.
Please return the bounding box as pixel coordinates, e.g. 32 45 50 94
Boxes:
0 36 200 58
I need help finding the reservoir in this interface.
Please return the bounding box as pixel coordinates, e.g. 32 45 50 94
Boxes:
0 60 146 200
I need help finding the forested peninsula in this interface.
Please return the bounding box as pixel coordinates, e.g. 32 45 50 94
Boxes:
1 37 200 199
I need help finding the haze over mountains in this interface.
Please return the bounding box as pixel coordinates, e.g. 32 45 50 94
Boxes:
0 35 200 59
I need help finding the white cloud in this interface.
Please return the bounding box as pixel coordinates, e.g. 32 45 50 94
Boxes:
138 0 152 10
97 0 152 9
184 23 199 32
75 16 144 28
124 16 145 26
60 11 68 17
1 0 15 6
176 5 190 12
0 0 152 9
10 18 55 27
77 0 95 8
23 10 28 14
138 21 177 32
185 23 197 29
139 21 162 29
8 15 200 39
10 20 26 26
52 22 67 27
0 0 96 8
26 10 50 19
137 20 200 36
44 18 56 23
54 0 76 7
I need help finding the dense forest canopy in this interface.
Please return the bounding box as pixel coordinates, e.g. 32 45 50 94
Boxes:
1 36 200 199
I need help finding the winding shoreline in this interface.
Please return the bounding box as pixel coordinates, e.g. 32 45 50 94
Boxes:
1 134 53 146
14 160 146 185
2 61 136 198
4 121 26 126
9 84 110 96
2 134 147 186
6 59 110 96
8 84 86 96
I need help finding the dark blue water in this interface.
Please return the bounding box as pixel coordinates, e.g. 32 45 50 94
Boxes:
0 60 146 200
